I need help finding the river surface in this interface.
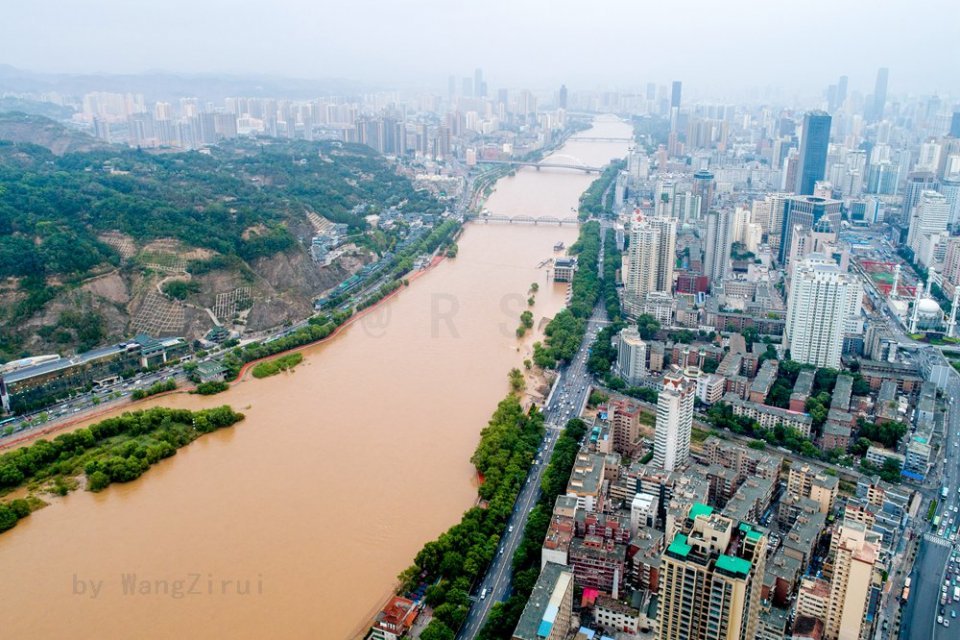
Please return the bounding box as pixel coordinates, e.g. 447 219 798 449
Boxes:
0 117 632 639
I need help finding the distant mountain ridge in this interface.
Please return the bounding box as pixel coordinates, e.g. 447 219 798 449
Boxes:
0 64 373 101
0 112 102 155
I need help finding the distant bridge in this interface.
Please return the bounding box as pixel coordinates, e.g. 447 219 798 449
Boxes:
477 155 602 173
465 213 579 226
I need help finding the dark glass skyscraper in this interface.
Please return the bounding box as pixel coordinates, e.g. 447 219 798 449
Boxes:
795 111 832 196
869 67 889 122
671 81 682 109
950 112 960 138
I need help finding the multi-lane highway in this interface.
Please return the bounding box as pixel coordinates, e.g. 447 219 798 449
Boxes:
901 368 960 639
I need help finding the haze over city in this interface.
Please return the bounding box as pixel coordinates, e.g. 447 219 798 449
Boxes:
2 0 958 97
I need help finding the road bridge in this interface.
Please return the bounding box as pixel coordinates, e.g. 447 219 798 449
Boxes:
465 213 578 226
476 158 602 173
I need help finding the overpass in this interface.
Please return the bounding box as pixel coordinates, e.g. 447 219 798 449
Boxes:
464 213 578 226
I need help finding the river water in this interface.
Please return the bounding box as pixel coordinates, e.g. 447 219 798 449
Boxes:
0 117 632 639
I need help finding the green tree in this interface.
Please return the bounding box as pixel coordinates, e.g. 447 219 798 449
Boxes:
88 470 110 492
508 368 526 393
419 621 456 640
880 457 902 483
636 314 660 340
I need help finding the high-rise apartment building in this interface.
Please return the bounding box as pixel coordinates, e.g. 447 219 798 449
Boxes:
624 213 676 315
704 208 732 283
784 255 863 369
659 506 767 640
616 327 648 386
795 112 832 196
675 192 703 222
649 216 677 294
907 190 951 255
824 525 879 640
654 371 694 472
624 216 660 314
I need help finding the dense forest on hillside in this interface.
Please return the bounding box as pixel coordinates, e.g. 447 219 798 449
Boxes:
0 132 441 281
0 115 445 358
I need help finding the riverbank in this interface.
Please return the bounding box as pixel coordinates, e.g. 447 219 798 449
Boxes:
0 252 446 453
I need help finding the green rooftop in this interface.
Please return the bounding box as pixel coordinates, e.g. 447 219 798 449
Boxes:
689 502 714 520
716 554 752 577
745 530 763 542
668 534 692 558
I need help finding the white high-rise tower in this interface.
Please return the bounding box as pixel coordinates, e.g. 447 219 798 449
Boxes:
784 254 863 369
653 371 694 472
624 214 660 314
907 190 950 256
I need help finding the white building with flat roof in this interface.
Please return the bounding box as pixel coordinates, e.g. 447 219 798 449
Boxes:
616 327 647 386
784 254 862 369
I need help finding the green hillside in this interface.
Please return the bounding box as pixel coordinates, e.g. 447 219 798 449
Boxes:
0 115 445 358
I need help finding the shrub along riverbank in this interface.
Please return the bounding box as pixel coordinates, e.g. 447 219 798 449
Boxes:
0 406 244 534
251 353 303 379
218 309 354 380
396 395 545 639
130 379 176 400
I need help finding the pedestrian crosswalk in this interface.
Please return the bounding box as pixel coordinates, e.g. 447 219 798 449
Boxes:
925 532 953 547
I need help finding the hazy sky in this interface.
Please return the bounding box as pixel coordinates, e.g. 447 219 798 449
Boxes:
4 0 958 98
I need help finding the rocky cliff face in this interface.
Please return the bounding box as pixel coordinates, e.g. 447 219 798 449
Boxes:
5 242 371 357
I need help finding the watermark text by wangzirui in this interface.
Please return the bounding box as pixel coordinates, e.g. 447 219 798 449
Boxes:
72 572 264 599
